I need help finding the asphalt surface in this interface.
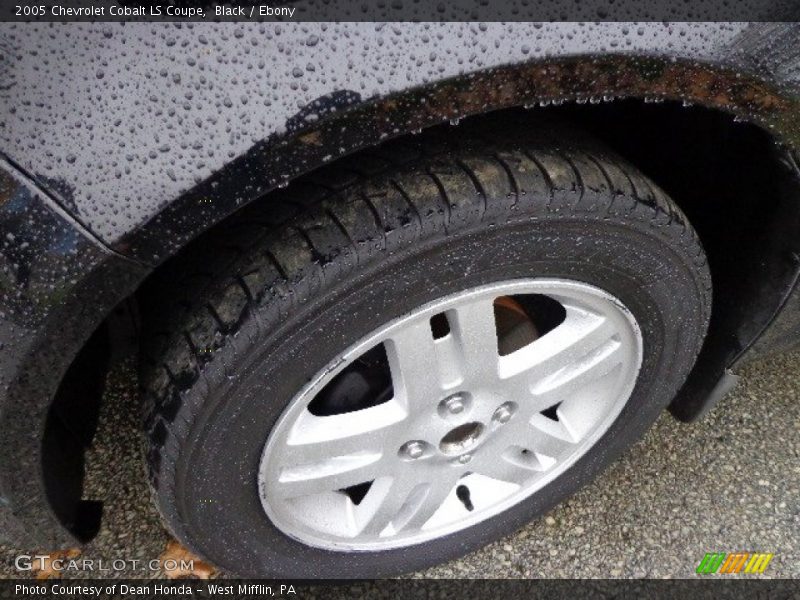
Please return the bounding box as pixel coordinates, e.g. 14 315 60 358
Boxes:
1 350 799 579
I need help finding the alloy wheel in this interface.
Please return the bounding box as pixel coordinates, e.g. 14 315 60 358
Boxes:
258 279 643 551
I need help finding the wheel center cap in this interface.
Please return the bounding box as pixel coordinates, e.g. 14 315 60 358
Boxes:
439 421 485 455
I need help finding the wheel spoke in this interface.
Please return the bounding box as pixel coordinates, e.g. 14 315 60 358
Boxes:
526 413 578 456
476 405 583 485
275 453 385 499
283 402 406 464
448 297 500 384
274 402 406 498
473 450 546 484
498 305 622 415
355 471 459 536
530 335 622 397
385 320 446 413
402 474 461 531
499 304 613 379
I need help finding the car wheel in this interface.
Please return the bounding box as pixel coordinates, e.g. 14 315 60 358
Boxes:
141 120 711 578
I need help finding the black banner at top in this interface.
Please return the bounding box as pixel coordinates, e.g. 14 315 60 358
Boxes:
2 0 800 22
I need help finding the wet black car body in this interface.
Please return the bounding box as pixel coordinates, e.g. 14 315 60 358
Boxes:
1 22 800 549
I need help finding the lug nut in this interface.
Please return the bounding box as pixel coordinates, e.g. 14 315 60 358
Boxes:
401 440 426 460
439 393 470 418
457 453 472 464
444 395 465 414
493 403 516 424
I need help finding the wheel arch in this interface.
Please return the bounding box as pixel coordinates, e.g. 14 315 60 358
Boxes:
119 53 800 265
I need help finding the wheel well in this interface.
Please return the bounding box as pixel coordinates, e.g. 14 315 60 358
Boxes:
560 100 800 418
44 99 800 540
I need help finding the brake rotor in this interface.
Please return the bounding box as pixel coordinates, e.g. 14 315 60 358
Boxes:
493 296 539 355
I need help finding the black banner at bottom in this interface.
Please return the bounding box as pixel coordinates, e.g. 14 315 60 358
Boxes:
1 579 799 600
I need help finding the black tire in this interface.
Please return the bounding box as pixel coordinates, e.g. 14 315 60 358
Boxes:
140 117 711 578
